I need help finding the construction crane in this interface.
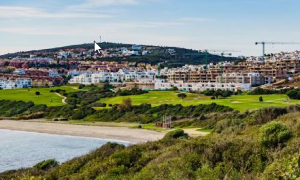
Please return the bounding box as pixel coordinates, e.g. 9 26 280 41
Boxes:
209 50 240 83
199 50 240 83
200 50 239 69
255 41 300 62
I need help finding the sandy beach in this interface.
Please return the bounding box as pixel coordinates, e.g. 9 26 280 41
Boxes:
0 120 165 143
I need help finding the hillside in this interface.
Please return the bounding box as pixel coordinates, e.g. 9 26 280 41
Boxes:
0 42 238 66
1 105 300 179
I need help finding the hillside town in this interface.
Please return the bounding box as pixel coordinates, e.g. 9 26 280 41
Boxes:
0 46 300 91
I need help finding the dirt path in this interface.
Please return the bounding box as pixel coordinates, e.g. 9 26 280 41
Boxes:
183 128 211 137
55 93 67 104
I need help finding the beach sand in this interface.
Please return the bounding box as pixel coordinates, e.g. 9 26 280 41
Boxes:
0 120 165 143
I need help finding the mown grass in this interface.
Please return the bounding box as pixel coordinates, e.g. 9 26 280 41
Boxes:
0 86 81 106
100 91 300 112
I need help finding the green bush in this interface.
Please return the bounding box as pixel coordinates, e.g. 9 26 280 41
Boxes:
259 121 293 148
163 129 189 140
171 86 178 91
177 93 187 99
0 100 35 117
34 159 59 170
78 84 85 89
250 87 290 95
286 89 300 100
71 106 96 120
255 107 287 124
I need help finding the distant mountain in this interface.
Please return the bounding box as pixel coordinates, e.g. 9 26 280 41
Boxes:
0 42 239 67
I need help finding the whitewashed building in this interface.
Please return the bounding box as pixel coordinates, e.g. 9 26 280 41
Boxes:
68 69 156 85
154 79 252 92
0 78 32 89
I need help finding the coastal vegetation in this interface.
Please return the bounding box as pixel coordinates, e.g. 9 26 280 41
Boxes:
1 85 300 179
2 105 300 179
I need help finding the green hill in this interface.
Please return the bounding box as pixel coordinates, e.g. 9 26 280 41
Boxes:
0 42 239 66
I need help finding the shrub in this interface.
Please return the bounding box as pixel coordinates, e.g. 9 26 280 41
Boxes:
259 96 263 102
0 100 35 117
250 87 290 95
286 89 300 100
177 93 187 100
263 153 300 179
34 159 59 170
259 121 293 148
78 84 85 89
201 89 234 98
89 102 107 107
171 86 178 91
163 129 189 140
255 107 287 124
72 106 96 120
118 98 132 111
116 88 148 96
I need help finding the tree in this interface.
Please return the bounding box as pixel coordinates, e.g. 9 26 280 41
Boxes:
118 98 132 111
78 84 85 89
35 91 40 95
171 86 178 91
286 89 300 100
259 121 293 148
259 96 263 102
177 93 187 100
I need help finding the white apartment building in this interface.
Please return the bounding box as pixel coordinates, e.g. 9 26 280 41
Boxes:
0 78 32 89
67 70 93 77
48 70 60 77
154 79 252 92
13 69 26 75
13 69 60 77
216 72 272 85
68 69 156 85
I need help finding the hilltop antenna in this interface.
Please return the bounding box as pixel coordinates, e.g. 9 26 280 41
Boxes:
100 36 102 43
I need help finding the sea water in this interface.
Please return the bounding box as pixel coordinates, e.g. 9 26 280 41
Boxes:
0 129 131 173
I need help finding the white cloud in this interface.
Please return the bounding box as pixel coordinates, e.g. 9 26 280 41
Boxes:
67 0 157 11
0 6 112 18
0 20 186 36
178 17 215 22
0 27 66 35
80 0 139 7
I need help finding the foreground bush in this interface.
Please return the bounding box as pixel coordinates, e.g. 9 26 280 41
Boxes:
163 129 189 140
287 89 300 100
259 121 293 148
34 159 59 170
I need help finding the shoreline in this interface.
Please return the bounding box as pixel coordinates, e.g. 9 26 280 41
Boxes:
0 120 165 143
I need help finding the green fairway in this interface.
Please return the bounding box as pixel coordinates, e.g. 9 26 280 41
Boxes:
0 86 80 106
100 91 300 112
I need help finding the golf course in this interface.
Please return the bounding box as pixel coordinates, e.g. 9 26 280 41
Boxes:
0 87 299 111
0 86 80 106
100 91 300 112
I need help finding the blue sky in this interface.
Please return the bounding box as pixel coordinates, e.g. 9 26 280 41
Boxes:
0 0 300 56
